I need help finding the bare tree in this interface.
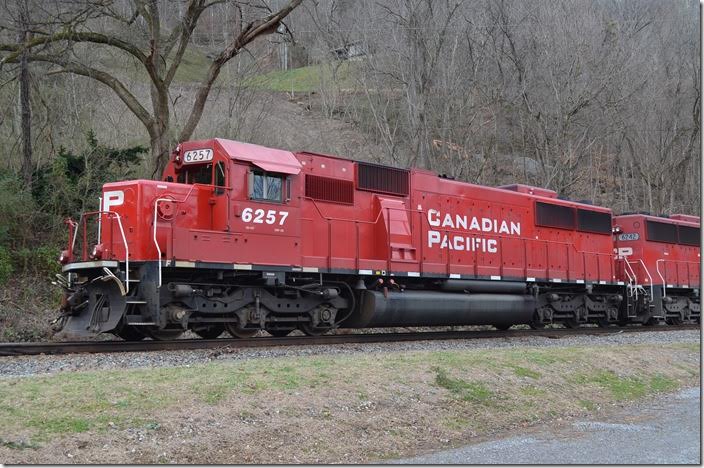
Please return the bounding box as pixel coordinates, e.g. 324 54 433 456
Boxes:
0 0 303 173
16 0 32 187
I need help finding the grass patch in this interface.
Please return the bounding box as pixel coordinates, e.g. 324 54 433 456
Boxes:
510 365 542 379
27 416 91 435
509 349 575 365
578 399 597 411
442 416 470 430
574 371 682 401
0 438 38 450
171 48 212 83
520 385 547 397
574 370 648 400
650 374 678 393
433 367 494 404
245 62 357 92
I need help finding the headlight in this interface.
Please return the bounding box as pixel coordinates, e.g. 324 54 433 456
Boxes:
58 250 70 265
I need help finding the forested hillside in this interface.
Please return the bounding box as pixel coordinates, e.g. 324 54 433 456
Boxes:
0 0 699 340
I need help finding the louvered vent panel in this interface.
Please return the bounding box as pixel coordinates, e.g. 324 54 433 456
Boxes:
305 174 354 205
356 162 409 196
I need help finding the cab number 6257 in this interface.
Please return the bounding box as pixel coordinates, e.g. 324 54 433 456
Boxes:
241 207 288 225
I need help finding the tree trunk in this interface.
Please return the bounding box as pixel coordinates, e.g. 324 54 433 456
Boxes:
150 128 172 179
18 0 32 188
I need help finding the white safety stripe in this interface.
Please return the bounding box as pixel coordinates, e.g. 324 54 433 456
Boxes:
667 284 674 288
146 261 643 288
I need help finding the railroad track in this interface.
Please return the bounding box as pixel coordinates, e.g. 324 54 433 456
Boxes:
0 324 699 357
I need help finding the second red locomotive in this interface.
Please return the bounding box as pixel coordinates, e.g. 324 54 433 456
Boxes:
56 138 700 339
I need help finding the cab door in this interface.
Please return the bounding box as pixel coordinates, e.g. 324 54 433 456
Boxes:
210 160 230 231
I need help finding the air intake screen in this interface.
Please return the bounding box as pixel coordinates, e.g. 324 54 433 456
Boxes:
646 220 677 243
536 202 575 230
356 162 409 196
678 226 701 246
577 209 612 234
305 174 354 205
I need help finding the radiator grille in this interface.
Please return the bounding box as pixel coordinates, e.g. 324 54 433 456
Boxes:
356 162 409 196
305 174 354 205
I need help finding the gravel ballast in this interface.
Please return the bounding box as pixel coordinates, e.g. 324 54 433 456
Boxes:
0 329 699 378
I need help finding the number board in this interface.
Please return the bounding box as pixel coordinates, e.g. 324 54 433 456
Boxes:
618 233 640 241
183 149 213 164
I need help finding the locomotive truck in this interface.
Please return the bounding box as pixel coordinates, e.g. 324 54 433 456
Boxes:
55 138 700 340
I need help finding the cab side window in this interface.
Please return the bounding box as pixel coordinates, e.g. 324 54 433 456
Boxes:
249 170 284 203
214 161 226 195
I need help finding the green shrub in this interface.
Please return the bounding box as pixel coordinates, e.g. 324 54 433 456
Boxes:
12 246 60 278
0 246 11 285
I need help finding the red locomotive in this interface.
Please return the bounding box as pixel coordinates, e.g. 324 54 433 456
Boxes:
56 138 700 340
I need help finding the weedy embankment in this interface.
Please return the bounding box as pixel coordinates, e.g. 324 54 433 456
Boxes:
0 342 699 464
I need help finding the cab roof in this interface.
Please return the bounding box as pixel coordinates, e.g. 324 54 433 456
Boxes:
180 138 303 175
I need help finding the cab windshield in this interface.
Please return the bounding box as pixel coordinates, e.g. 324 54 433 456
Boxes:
176 162 227 195
177 163 213 184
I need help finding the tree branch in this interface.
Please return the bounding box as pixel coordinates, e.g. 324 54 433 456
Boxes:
178 0 303 142
0 30 148 65
10 53 154 130
163 0 207 87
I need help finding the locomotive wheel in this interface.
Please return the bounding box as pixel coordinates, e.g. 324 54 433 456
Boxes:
563 319 580 329
644 317 662 326
493 324 512 331
144 328 184 340
666 317 683 326
224 322 258 338
115 324 146 341
193 325 225 339
596 319 612 328
299 323 331 336
529 320 545 330
267 328 295 337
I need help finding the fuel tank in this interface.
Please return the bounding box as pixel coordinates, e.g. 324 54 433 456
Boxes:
344 290 535 328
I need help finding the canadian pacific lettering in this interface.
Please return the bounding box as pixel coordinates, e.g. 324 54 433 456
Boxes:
426 209 521 254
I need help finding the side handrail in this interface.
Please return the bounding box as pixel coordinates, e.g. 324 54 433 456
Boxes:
619 256 639 299
631 259 654 298
70 210 130 295
655 259 667 298
153 197 181 289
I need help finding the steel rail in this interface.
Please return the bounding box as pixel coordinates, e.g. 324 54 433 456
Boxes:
0 325 699 357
